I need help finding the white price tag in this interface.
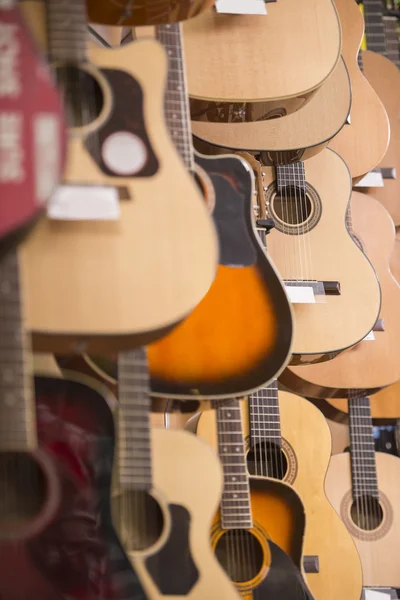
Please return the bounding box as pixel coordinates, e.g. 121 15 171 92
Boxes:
285 285 315 304
48 185 120 221
363 330 375 341
216 0 267 15
365 590 391 600
356 171 384 188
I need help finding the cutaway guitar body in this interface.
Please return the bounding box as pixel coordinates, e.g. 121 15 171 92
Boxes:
0 372 145 600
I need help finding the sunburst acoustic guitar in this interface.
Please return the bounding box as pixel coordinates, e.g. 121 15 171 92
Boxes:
190 56 351 166
359 6 400 225
112 349 240 600
328 0 389 182
325 394 400 587
204 382 363 600
182 0 341 114
280 191 400 397
251 151 380 364
19 0 218 355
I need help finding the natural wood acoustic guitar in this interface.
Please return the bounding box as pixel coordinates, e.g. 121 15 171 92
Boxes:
359 8 400 225
112 349 240 600
254 152 381 364
182 0 341 112
19 0 218 354
280 191 400 397
190 57 351 166
391 228 400 282
328 0 389 182
325 394 400 587
200 382 363 600
192 398 316 600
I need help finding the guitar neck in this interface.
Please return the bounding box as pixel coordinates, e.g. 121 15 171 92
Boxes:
46 0 88 62
0 251 36 452
155 23 194 172
117 348 152 491
348 394 379 500
363 0 388 56
215 399 253 530
276 162 306 194
383 16 400 68
249 380 282 446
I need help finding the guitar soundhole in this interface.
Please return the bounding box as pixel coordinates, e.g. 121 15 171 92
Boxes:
55 66 104 128
350 496 384 531
247 441 287 480
215 530 264 583
113 490 164 551
0 453 46 535
272 187 312 225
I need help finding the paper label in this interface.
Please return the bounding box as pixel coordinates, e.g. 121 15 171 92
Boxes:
365 590 391 600
363 330 375 341
285 285 315 304
48 185 120 221
216 0 268 15
356 171 384 188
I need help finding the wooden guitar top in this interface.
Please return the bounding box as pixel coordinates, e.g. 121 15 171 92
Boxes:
328 0 389 181
282 191 400 395
183 0 341 102
191 57 351 162
360 50 400 225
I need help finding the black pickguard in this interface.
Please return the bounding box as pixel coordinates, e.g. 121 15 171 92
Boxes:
145 504 198 595
85 68 159 178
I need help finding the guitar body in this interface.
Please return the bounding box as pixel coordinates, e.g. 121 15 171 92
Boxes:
0 372 146 600
112 428 240 600
191 57 351 165
361 49 400 225
282 192 400 396
390 229 400 283
328 0 389 182
325 452 400 587
183 0 341 105
87 0 215 26
325 383 400 420
0 2 65 256
147 153 293 399
20 11 218 354
262 151 380 362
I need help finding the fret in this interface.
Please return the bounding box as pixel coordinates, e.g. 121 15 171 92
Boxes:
363 0 388 56
216 400 253 529
46 0 88 62
383 17 400 68
117 348 152 491
155 24 194 171
276 162 306 193
348 396 379 499
249 380 282 445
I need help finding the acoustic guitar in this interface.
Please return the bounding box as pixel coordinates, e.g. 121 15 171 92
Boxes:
390 227 400 282
182 0 341 112
233 382 363 600
86 0 215 26
0 250 146 600
20 0 218 355
0 0 65 257
281 191 400 397
325 394 400 587
190 56 352 166
257 152 381 364
328 0 389 182
192 398 315 600
359 7 400 225
112 349 240 600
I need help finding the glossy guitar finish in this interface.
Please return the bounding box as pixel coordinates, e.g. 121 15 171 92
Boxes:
0 372 146 600
147 153 293 399
20 2 218 354
328 0 389 182
281 192 400 397
261 151 381 363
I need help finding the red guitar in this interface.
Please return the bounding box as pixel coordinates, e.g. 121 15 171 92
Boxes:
0 0 65 255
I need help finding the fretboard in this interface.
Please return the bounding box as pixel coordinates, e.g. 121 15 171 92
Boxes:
348 395 379 499
0 251 36 452
215 399 253 530
249 380 282 445
155 23 194 171
383 16 400 69
276 162 306 193
117 348 152 491
363 0 388 56
46 0 88 62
